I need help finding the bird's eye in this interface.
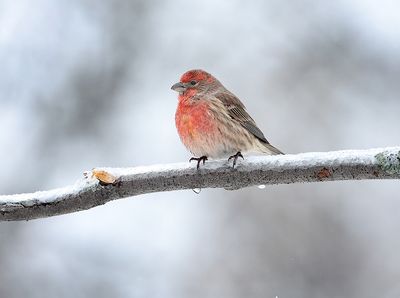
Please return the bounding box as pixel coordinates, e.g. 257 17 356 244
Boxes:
190 80 197 85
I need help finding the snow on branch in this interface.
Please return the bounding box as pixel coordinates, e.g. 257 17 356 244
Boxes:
1 147 400 221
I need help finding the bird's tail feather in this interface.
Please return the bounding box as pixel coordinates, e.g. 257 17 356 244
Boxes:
261 143 284 155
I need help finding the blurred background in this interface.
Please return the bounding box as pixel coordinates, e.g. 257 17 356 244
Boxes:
1 0 400 297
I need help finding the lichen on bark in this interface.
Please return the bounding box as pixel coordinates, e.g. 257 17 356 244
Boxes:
375 151 400 175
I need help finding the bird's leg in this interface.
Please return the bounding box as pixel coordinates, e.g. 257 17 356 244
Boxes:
228 151 244 168
189 156 208 169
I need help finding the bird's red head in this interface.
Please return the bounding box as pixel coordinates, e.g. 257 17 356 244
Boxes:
171 69 219 99
180 69 216 84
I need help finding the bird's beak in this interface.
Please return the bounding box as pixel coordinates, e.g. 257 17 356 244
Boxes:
171 82 186 93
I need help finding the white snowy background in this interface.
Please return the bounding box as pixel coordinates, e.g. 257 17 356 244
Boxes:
1 0 400 297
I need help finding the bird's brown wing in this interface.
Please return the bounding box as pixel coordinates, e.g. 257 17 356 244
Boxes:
214 92 270 144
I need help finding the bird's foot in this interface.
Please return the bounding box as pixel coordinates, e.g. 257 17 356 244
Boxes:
228 151 244 168
189 156 208 169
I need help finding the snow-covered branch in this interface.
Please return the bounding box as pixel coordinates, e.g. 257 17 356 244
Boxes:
1 147 400 221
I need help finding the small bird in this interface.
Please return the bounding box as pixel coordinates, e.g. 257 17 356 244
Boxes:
172 69 283 169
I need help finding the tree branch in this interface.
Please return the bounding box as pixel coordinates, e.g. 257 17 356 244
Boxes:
1 147 400 221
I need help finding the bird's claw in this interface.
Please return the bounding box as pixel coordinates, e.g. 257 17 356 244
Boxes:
228 151 244 168
189 156 208 169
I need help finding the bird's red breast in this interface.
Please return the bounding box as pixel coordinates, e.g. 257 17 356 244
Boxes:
175 97 217 153
175 93 225 156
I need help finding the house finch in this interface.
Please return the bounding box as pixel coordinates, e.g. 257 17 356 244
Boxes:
172 69 283 169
